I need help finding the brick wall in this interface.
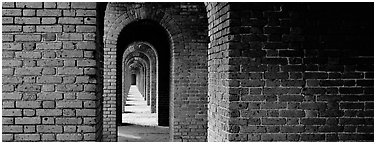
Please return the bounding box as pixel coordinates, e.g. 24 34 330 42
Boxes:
2 2 101 141
102 2 209 141
207 2 373 142
206 2 232 142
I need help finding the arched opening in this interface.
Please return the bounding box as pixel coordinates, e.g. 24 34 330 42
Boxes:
131 74 136 85
102 2 209 142
116 19 171 141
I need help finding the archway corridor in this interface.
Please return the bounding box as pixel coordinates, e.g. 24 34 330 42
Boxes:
118 85 168 142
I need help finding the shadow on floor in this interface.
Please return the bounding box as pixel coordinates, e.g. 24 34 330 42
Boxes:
118 124 169 142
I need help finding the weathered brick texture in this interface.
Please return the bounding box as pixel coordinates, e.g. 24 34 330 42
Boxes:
207 2 373 142
3 2 372 142
2 2 101 142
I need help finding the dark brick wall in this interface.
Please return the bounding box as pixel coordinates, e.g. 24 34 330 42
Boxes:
2 2 373 142
2 2 101 141
207 2 373 142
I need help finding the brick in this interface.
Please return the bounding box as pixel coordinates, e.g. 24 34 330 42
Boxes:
3 109 22 116
16 2 42 8
261 102 286 109
16 84 41 92
57 133 82 141
42 101 55 108
241 110 267 117
84 133 96 141
338 134 373 141
77 60 96 66
22 43 36 51
37 92 63 100
279 95 303 102
240 126 266 133
3 118 14 124
15 34 41 42
261 134 287 141
2 134 14 141
76 92 96 100
37 125 63 133
56 118 82 124
63 109 75 116
36 42 62 50
64 126 77 133
3 43 22 51
280 110 305 117
3 84 15 92
15 134 40 141
37 76 63 83
304 72 328 79
42 33 56 41
16 101 41 108
57 2 70 8
22 9 36 16
77 126 95 132
280 126 304 133
76 25 96 32
2 2 15 8
58 17 83 24
36 109 62 116
76 109 96 116
300 102 326 110
23 109 35 116
41 134 56 141
3 60 22 67
262 118 286 125
2 17 13 24
3 34 14 42
36 9 62 16
76 10 96 16
23 25 36 33
71 2 96 9
44 2 57 8
15 52 41 59
83 117 96 124
3 25 22 32
56 84 83 92
3 101 15 108
3 9 22 16
41 17 56 24
58 33 83 40
3 92 22 100
37 59 64 67
3 68 14 75
15 117 41 124
15 67 42 75
42 117 55 124
36 25 62 32
57 67 83 75
76 41 96 50
56 101 82 108
14 17 40 24
301 134 325 141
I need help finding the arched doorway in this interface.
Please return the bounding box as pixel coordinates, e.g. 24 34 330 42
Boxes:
102 2 209 142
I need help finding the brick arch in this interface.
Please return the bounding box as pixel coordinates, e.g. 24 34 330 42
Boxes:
126 56 149 99
103 3 185 141
122 42 158 113
122 53 151 115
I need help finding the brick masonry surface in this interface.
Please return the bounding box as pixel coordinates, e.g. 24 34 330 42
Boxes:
2 2 101 141
2 2 374 142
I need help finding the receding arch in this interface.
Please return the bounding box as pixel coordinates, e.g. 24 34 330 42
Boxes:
102 2 208 142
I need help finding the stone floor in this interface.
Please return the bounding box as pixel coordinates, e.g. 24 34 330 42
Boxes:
118 85 169 142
